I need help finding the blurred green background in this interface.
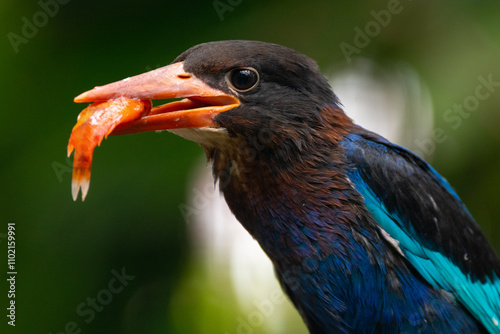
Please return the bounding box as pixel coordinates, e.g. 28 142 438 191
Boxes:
1 0 500 333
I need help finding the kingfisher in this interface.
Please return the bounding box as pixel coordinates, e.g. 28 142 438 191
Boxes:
74 40 500 333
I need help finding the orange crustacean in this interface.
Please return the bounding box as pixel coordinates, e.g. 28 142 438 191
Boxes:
67 97 151 201
68 61 240 201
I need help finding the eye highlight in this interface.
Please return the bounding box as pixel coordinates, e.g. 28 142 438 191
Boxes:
226 67 260 92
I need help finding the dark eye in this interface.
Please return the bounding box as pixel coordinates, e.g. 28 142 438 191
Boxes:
227 67 259 92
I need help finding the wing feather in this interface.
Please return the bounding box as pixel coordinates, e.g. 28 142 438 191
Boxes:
342 130 500 333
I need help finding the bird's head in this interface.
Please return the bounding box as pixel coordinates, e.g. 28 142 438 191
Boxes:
75 40 351 174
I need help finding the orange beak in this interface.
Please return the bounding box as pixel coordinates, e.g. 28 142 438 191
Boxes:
74 62 240 134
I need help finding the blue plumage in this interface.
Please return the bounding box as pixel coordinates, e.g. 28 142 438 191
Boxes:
77 40 500 333
218 120 498 333
199 42 500 333
342 131 500 333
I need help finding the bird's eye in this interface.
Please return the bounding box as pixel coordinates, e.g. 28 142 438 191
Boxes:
227 67 259 92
